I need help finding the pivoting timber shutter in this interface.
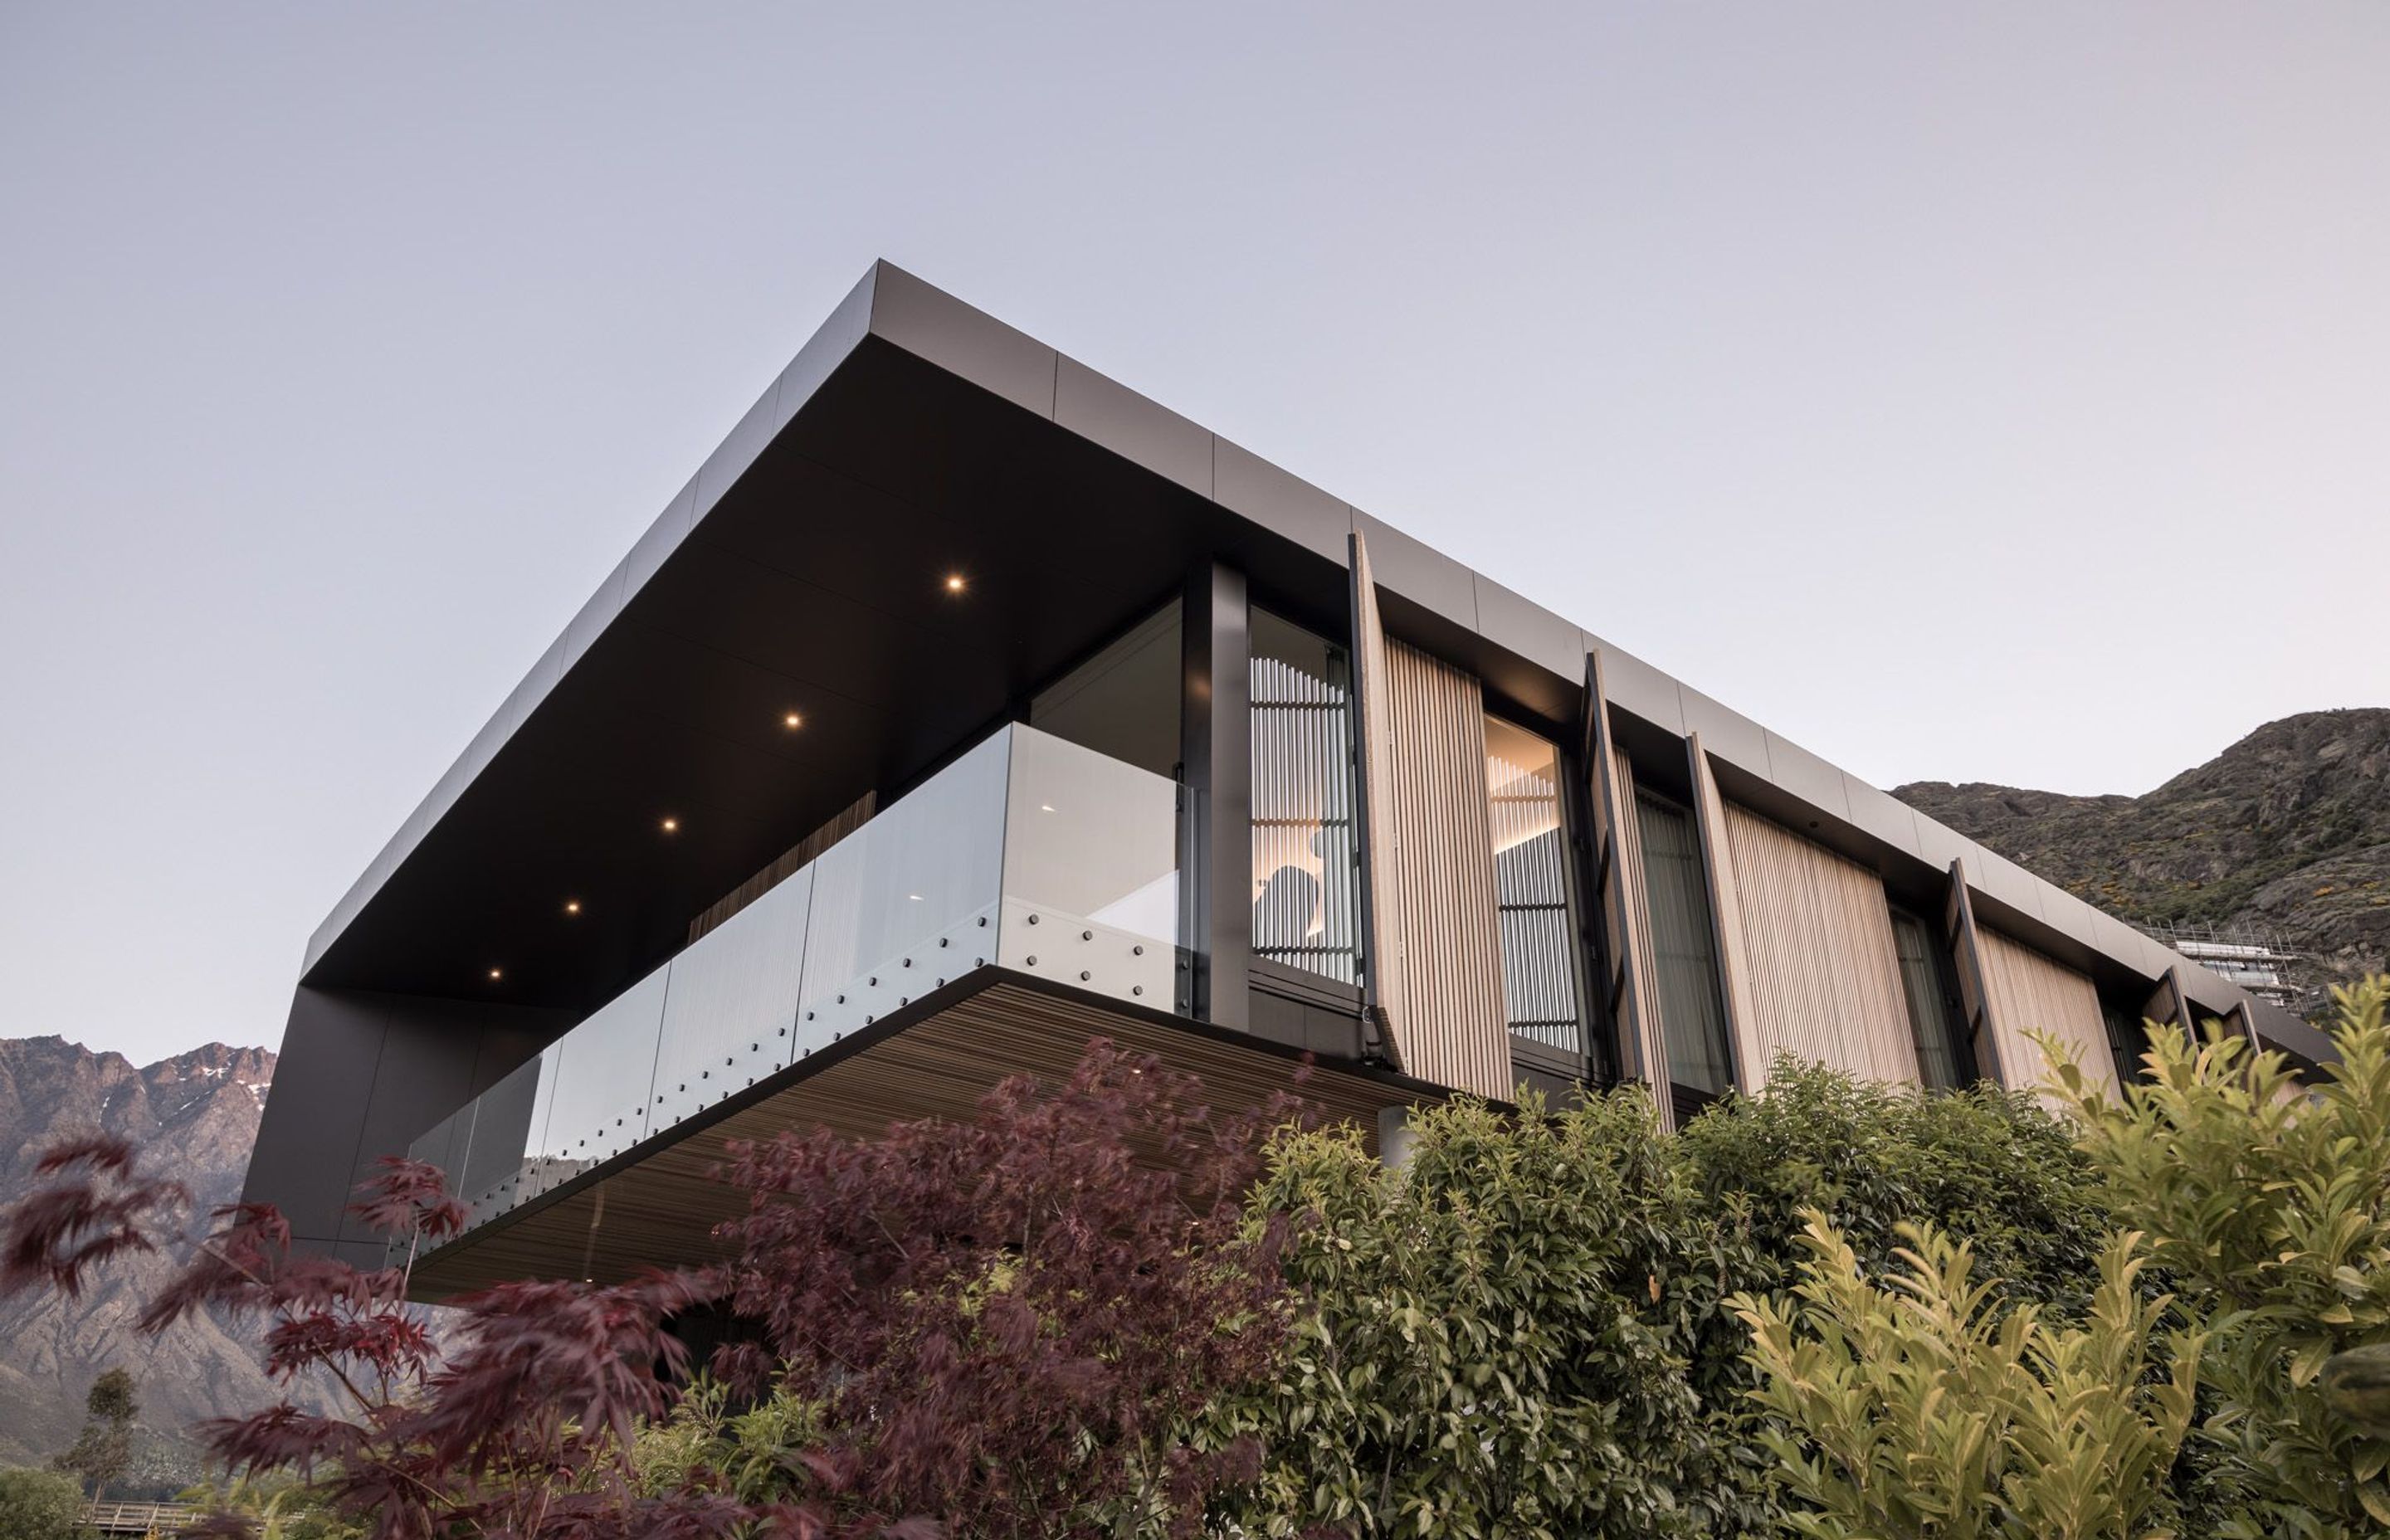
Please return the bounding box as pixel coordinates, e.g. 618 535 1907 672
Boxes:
1685 737 1755 1088
2144 967 2194 1041
1715 800 1919 1090
1582 651 1670 1123
1978 927 2120 1098
1942 860 2004 1084
1348 531 1405 1072
2225 999 2262 1050
1381 641 1512 1099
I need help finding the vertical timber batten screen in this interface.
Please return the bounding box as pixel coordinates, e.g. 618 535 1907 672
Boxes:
1977 928 2120 1098
1347 533 1405 1067
1249 610 1363 988
1718 802 1919 1089
1378 641 1510 1099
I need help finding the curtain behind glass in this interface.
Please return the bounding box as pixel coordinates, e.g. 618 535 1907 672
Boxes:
1633 793 1733 1094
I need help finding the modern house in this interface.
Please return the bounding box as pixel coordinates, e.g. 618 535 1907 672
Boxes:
241 264 2329 1295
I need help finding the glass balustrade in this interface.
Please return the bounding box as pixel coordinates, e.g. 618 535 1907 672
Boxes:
996 727 1184 1006
400 724 1188 1244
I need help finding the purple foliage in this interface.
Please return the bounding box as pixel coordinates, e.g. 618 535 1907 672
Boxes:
0 1038 1304 1538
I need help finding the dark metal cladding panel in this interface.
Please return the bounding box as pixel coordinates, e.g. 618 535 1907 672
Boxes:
1055 355 1212 496
866 261 1056 418
331 996 569 1248
246 987 573 1255
243 988 390 1245
1212 439 1350 564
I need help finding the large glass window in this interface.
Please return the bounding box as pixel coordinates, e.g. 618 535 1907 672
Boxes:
1485 717 1582 1052
1248 609 1361 986
1634 792 1734 1094
1890 907 1970 1089
1030 599 1182 780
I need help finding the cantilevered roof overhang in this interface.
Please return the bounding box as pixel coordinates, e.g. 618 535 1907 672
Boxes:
301 262 1615 1015
302 261 2330 1065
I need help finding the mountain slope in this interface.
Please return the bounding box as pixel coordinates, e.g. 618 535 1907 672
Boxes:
1895 709 2390 1003
0 1036 283 1486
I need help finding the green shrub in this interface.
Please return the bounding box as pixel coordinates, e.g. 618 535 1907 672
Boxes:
1679 1058 2111 1312
176 1476 367 1540
0 1466 90 1540
1734 1215 2202 1540
2053 979 2390 1538
1214 1067 2112 1539
1216 1089 1728 1538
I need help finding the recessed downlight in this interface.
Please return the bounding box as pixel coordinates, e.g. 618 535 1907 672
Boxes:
783 711 802 729
487 967 504 982
661 816 680 835
944 573 966 594
563 899 582 917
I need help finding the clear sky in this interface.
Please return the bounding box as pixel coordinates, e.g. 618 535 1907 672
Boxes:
3 3 2385 1064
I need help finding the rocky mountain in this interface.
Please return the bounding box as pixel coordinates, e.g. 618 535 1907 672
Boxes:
0 1036 281 1489
1895 709 2390 1010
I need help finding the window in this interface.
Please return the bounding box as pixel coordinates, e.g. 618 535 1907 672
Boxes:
1248 609 1361 985
2101 997 2144 1088
1634 792 1734 1095
1485 717 1582 1052
1030 599 1182 780
1890 907 1970 1089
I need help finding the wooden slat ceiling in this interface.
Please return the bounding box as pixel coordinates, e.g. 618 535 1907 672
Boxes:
409 981 1417 1299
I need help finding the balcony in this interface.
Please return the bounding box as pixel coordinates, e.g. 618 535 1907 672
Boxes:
402 724 1189 1240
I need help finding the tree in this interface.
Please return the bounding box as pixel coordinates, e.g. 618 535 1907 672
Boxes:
0 1466 89 1540
699 1039 1301 1538
3 1136 705 1540
55 1365 137 1500
1734 1215 2202 1540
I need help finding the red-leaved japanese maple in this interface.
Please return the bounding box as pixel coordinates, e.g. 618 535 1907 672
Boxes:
706 1038 1305 1538
0 1038 1304 1540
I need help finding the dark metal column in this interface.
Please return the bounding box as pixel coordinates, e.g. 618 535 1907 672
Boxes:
1182 562 1251 1031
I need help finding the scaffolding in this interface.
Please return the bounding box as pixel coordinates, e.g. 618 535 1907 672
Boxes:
2134 919 2314 1011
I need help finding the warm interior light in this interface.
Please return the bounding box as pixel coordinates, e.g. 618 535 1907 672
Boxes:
783 711 802 729
661 816 680 834
487 967 503 982
563 899 582 916
944 573 966 593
